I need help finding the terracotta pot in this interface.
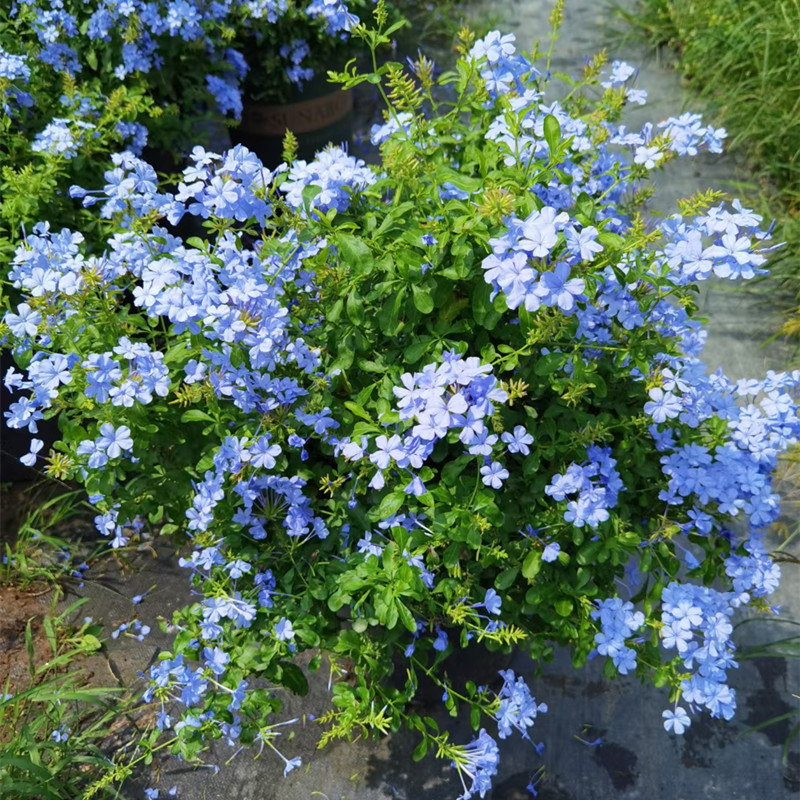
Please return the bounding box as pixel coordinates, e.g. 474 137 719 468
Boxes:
230 84 354 167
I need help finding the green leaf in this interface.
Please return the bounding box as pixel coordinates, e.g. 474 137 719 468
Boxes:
332 334 355 370
395 599 417 633
543 114 561 155
181 409 215 423
534 352 562 376
338 233 374 276
443 541 461 568
554 599 573 617
472 281 502 329
432 166 483 193
590 372 607 398
344 401 371 422
0 756 53 782
378 289 405 335
327 297 344 323
356 357 386 373
495 567 519 590
575 191 595 218
470 704 481 730
412 284 435 314
404 337 430 363
346 291 365 326
374 491 405 520
80 633 102 652
441 455 470 486
597 231 625 249
43 614 56 655
412 738 428 762
522 550 542 582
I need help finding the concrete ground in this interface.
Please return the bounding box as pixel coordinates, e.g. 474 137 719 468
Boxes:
54 1 800 798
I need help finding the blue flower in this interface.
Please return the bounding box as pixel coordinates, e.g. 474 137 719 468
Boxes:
283 147 376 215
541 542 561 563
274 617 295 642
480 461 508 489
537 262 586 313
203 646 230 676
96 423 133 458
478 588 502 615
433 627 449 652
449 728 500 799
283 756 302 777
5 303 41 338
51 726 70 743
644 387 682 423
20 438 43 467
501 425 534 455
662 707 691 735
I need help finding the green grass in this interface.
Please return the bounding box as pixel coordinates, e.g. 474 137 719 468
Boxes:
0 496 162 799
613 0 800 308
0 597 128 800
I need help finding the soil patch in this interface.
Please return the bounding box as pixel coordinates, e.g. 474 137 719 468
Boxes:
0 584 56 692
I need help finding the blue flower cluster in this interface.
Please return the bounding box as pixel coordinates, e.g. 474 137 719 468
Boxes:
450 728 500 800
69 150 183 222
176 144 273 224
591 598 645 675
351 352 511 494
0 45 33 114
280 38 314 88
4 145 360 558
650 367 800 529
495 669 547 741
483 207 588 314
143 651 248 728
469 32 539 98
282 146 377 214
545 446 622 528
369 110 414 146
659 581 739 729
472 35 737 334
10 0 362 118
111 618 151 642
658 199 771 285
31 118 96 159
596 530 782 733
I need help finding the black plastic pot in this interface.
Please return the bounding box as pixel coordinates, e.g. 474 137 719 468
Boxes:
229 78 354 168
0 349 61 483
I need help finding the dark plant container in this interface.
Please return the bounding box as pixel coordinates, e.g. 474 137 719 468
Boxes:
0 349 60 483
229 76 354 168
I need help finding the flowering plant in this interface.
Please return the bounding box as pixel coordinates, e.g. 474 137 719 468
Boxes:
4 0 242 146
2 5 796 797
0 8 154 260
213 0 372 104
0 0 373 261
6 1 370 128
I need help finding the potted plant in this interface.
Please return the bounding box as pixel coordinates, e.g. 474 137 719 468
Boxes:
2 5 794 797
222 0 379 164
